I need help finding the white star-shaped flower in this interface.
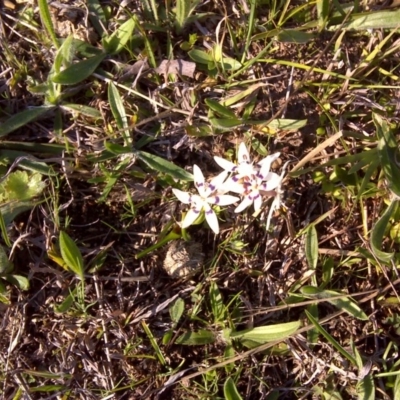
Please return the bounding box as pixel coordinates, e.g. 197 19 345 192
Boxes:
214 142 280 182
172 165 239 234
232 160 281 213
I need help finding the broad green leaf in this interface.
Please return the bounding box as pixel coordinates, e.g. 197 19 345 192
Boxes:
0 200 35 226
61 104 102 119
175 0 191 33
305 225 318 270
57 35 75 70
370 200 398 264
52 53 106 85
188 48 213 64
137 150 194 181
108 82 130 143
38 0 59 48
375 113 400 197
300 286 369 320
220 57 242 71
59 231 85 279
356 375 375 400
330 10 400 30
209 118 242 130
277 30 315 43
102 17 136 54
306 310 358 365
175 329 216 345
170 297 184 323
0 245 13 274
263 119 308 131
224 377 243 400
87 0 107 37
1 171 46 201
0 106 55 137
5 274 29 290
205 99 236 118
230 321 301 343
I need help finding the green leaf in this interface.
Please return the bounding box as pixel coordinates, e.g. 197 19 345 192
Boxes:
356 375 375 400
0 106 55 138
230 321 301 343
38 0 59 48
210 281 224 323
205 99 236 119
188 48 213 64
170 298 184 323
59 231 85 279
277 29 315 43
52 53 106 85
305 310 357 366
0 212 11 248
0 150 55 176
375 113 400 198
330 10 400 30
137 150 194 181
102 17 136 54
54 287 77 314
305 225 318 270
175 329 216 345
87 0 107 37
0 245 13 275
209 117 242 130
300 286 369 321
0 200 35 226
265 119 308 131
175 0 191 33
224 377 243 400
4 274 29 290
1 171 46 201
370 200 398 264
61 104 102 119
394 370 400 400
108 82 130 143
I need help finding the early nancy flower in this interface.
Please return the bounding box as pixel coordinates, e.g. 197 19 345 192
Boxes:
214 142 280 181
232 161 281 213
172 165 239 234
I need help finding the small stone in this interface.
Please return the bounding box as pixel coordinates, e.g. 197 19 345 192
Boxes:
163 241 204 278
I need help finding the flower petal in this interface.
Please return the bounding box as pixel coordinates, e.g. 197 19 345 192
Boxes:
235 196 253 213
263 172 281 190
207 170 228 195
182 208 201 228
253 195 263 212
214 156 237 172
204 206 219 234
258 152 280 169
172 188 191 204
193 164 206 197
238 142 251 164
208 194 239 206
224 178 247 194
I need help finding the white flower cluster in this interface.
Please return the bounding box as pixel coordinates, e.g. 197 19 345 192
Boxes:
172 142 284 234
